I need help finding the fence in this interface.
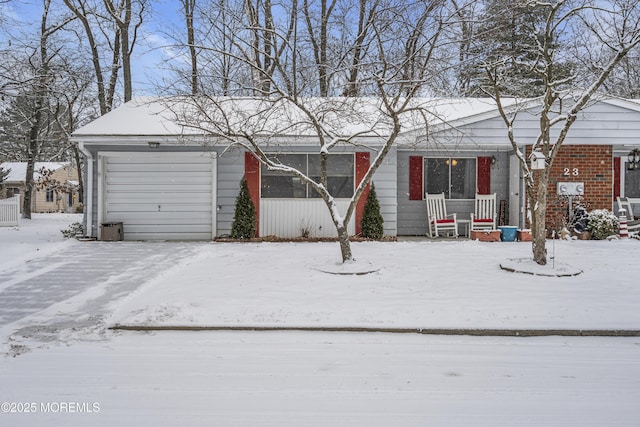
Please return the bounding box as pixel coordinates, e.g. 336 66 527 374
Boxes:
0 194 20 227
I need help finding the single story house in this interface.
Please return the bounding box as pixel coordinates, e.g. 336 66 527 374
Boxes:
70 96 640 241
0 162 80 213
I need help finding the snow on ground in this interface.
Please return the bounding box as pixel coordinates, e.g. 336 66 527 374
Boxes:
111 238 640 331
2 331 639 426
1 216 639 426
0 213 82 272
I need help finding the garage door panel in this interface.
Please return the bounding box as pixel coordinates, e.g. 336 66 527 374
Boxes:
106 157 213 167
107 184 211 198
106 204 213 213
124 231 212 241
124 224 213 233
106 212 212 222
103 154 215 240
106 176 212 186
106 195 212 205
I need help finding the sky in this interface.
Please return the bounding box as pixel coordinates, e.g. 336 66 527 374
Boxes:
0 0 184 97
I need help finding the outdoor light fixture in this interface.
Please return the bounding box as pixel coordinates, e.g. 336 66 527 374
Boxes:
627 148 640 171
148 141 160 149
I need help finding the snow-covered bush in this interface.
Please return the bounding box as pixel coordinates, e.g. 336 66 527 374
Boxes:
587 209 619 240
60 222 84 239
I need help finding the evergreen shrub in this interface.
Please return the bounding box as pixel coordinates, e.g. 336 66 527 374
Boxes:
231 177 257 239
360 183 384 239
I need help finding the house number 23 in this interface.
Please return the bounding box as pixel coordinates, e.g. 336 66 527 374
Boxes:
563 167 579 176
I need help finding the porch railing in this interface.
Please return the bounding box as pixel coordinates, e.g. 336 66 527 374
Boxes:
0 194 20 227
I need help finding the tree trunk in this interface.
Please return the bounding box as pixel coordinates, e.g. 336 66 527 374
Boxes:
23 0 52 219
120 0 132 102
72 143 84 206
63 0 110 115
184 0 198 95
337 225 353 263
532 168 549 265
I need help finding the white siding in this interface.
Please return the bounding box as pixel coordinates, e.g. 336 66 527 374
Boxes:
260 199 355 238
102 153 216 240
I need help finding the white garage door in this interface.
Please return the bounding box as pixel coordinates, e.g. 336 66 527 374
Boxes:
102 153 215 240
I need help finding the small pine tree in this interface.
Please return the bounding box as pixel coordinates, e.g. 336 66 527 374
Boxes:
231 177 257 239
360 183 384 239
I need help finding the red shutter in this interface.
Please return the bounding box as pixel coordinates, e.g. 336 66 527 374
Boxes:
614 157 621 200
355 152 370 235
244 152 260 237
477 157 492 195
409 156 423 200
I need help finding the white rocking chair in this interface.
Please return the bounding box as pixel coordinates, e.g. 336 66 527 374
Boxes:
426 192 458 238
470 193 497 231
617 196 640 235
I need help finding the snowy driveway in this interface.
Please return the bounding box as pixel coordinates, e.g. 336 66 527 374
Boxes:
0 241 202 337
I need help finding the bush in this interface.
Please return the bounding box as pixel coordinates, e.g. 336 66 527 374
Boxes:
61 222 85 239
360 183 384 239
587 209 619 240
231 177 257 239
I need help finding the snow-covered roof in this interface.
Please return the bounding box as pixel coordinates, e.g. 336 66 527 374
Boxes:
70 95 640 144
71 97 517 140
0 162 69 183
72 97 186 137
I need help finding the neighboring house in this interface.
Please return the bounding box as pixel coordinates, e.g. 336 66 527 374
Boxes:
0 162 80 213
70 96 640 241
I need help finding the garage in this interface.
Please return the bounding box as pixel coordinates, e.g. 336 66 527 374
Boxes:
100 153 216 240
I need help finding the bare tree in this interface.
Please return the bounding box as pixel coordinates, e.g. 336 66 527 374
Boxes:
103 0 146 102
483 0 640 265
341 0 379 97
302 0 337 96
243 0 297 95
169 1 452 263
21 0 75 218
63 0 121 114
0 1 94 216
182 0 198 95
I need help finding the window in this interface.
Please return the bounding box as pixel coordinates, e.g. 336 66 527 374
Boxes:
625 167 640 197
46 188 54 203
424 157 476 199
261 154 354 198
6 187 19 198
68 192 74 207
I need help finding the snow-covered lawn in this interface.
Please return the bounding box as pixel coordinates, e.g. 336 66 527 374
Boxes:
0 213 81 272
1 215 639 426
112 238 640 331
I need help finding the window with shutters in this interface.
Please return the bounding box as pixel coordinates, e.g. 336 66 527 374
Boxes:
424 158 476 199
261 154 354 198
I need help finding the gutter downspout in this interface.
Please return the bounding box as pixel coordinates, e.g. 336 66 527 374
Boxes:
77 142 94 238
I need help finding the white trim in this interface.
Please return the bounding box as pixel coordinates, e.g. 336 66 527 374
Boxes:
97 154 104 240
211 153 217 237
78 142 93 238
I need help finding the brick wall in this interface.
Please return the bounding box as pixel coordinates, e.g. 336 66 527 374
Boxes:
529 145 613 231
